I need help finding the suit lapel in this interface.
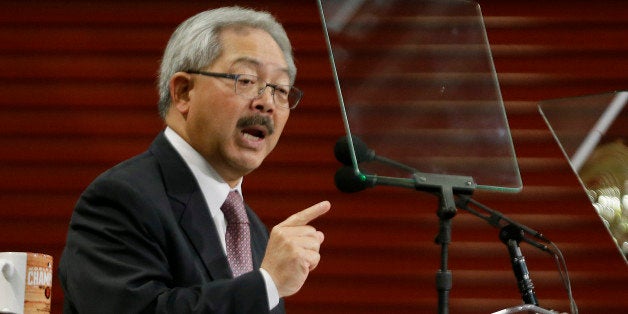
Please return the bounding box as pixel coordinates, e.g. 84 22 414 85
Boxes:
177 191 233 279
149 131 233 280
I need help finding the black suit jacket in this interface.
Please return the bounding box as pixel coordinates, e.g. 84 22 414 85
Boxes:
59 131 285 313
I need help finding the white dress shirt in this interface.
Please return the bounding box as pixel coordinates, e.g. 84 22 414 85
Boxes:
164 127 280 309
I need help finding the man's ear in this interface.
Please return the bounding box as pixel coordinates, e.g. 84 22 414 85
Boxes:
169 72 194 115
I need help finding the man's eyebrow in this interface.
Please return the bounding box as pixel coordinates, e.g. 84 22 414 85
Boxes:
231 57 290 75
232 57 261 67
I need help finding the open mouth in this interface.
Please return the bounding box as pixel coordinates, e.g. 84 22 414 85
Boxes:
237 115 274 142
242 126 267 140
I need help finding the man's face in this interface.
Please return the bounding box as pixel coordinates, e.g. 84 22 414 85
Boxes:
183 26 291 184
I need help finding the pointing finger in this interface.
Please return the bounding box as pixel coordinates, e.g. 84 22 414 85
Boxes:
278 201 330 227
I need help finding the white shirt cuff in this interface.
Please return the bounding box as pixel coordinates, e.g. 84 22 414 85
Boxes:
260 268 280 309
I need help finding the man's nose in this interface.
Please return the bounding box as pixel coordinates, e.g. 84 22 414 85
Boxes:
252 85 275 113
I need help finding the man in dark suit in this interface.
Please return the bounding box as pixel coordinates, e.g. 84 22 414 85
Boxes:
59 6 330 313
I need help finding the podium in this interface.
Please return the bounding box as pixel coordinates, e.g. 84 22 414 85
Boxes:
492 304 564 314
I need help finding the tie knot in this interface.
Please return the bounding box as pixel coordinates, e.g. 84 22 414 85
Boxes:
221 191 248 224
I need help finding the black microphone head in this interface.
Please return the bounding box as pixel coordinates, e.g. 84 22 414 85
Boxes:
334 166 372 193
334 135 375 166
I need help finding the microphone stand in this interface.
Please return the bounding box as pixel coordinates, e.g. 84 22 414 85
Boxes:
454 195 563 313
500 224 540 306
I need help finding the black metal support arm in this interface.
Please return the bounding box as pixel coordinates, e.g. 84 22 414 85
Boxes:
455 195 552 252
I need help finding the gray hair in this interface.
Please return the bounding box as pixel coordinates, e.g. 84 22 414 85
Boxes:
157 6 296 119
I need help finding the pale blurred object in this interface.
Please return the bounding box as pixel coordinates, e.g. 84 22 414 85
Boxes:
580 140 628 256
539 91 628 260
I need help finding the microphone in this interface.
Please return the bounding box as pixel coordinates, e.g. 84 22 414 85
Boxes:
334 166 416 193
334 135 419 173
334 135 374 165
334 166 372 193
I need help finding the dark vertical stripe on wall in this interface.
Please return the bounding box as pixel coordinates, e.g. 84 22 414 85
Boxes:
0 1 626 313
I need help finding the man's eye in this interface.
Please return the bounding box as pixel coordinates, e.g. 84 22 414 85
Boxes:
238 78 256 85
276 87 290 96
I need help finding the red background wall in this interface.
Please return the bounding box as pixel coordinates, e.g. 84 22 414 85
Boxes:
0 1 626 313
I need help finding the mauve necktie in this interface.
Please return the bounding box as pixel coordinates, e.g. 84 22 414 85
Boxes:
220 190 253 277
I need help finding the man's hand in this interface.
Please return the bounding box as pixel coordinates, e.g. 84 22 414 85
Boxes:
261 201 331 297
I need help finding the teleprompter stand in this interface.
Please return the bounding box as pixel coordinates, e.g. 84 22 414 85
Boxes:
318 0 575 311
408 172 476 314
407 173 563 314
333 155 572 313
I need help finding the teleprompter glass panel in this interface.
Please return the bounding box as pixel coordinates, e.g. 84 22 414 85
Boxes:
318 0 522 192
539 91 628 258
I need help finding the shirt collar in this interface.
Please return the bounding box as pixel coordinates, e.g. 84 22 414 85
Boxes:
164 127 243 215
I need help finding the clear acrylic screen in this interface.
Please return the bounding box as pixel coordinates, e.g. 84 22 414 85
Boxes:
539 91 628 258
318 0 522 192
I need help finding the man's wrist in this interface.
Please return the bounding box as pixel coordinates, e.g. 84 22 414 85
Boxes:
259 267 280 309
